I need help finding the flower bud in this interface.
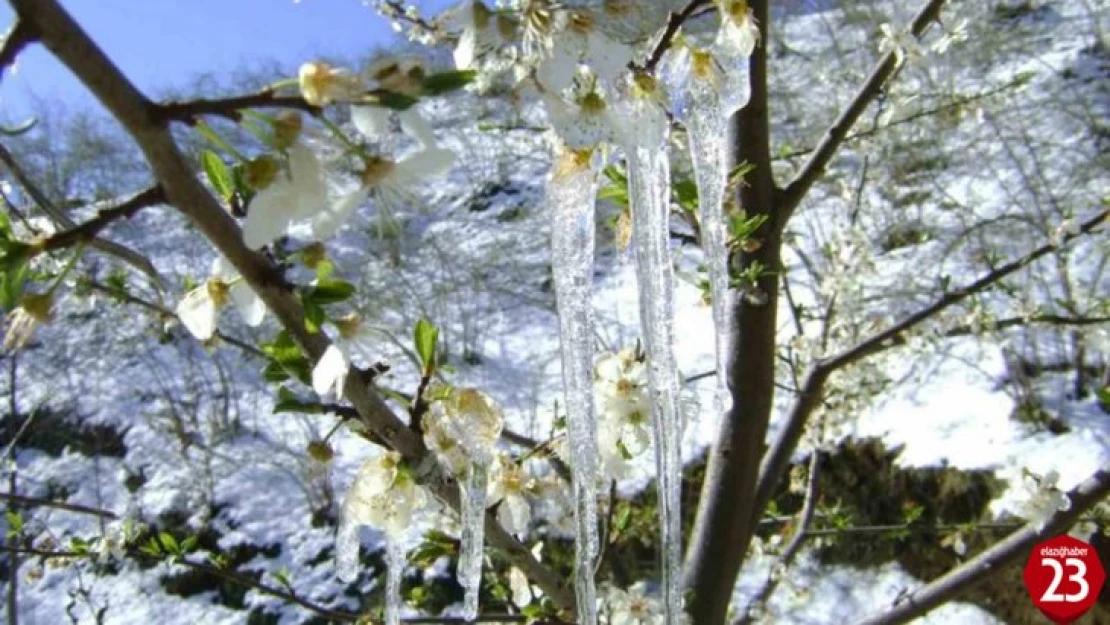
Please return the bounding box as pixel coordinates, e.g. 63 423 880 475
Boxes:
299 62 361 107
335 312 363 340
243 155 279 191
301 242 329 270
306 440 334 463
271 112 303 150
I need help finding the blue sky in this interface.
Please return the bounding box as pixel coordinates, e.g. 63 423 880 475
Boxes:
0 0 454 119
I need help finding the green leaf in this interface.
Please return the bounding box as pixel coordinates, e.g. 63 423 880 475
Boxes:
158 532 180 554
139 538 163 558
274 386 328 415
421 70 477 95
673 178 699 213
303 299 325 334
181 535 198 553
0 260 28 311
5 511 23 537
414 318 438 375
305 280 356 305
201 150 234 200
360 89 419 111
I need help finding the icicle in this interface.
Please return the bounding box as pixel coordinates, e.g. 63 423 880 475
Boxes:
385 537 405 625
686 97 732 413
458 461 488 619
548 147 601 625
623 107 685 623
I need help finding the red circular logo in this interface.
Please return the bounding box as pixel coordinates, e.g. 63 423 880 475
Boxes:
1023 535 1106 624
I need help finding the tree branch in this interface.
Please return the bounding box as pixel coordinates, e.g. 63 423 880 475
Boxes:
0 491 120 520
750 209 1109 529
0 19 36 82
642 0 712 72
779 0 947 219
33 186 164 255
0 141 163 285
855 469 1110 625
8 0 574 614
155 91 321 125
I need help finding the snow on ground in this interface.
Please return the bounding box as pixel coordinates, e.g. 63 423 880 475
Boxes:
2 0 1109 623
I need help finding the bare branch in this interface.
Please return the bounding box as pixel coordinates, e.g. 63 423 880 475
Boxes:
0 491 120 519
8 0 575 612
751 209 1110 529
155 91 321 125
0 141 163 285
779 0 947 219
0 19 36 83
642 0 712 72
33 186 164 255
855 469 1110 625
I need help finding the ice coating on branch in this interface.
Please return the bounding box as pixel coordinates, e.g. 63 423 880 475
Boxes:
668 46 751 411
616 75 686 624
385 537 405 625
548 147 601 625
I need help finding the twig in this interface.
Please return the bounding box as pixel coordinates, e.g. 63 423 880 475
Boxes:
854 469 1110 625
155 91 320 125
409 370 433 435
779 0 947 218
0 19 37 83
0 491 120 520
377 0 440 36
33 186 165 255
642 0 712 72
0 141 162 285
750 209 1110 529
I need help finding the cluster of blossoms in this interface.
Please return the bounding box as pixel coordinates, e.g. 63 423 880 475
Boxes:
602 582 690 625
594 347 653 478
1015 468 1071 531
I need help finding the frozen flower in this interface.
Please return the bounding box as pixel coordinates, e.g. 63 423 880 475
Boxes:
1017 469 1071 531
354 58 439 149
299 61 364 107
931 18 968 55
336 451 427 579
715 0 759 58
535 8 633 92
611 73 669 149
605 582 684 625
176 256 265 341
594 348 652 477
509 566 533 607
1049 218 1081 247
488 453 534 535
310 146 455 239
242 142 328 249
542 87 619 149
452 0 496 70
3 292 52 352
427 388 504 467
878 23 923 67
311 312 377 398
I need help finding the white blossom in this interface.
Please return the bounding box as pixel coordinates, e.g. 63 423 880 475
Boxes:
311 313 377 398
1017 469 1071 531
542 87 619 149
605 582 687 625
242 142 328 249
715 0 759 58
931 18 969 55
426 388 504 466
878 23 923 67
299 61 364 107
176 256 265 341
336 451 427 579
535 8 632 92
487 453 534 535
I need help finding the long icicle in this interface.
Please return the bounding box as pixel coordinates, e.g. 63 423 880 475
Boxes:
458 461 488 619
549 148 601 625
627 135 684 622
686 93 733 415
385 537 405 625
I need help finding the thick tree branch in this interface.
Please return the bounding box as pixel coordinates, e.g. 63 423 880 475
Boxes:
155 91 321 125
7 0 574 614
779 0 947 219
750 209 1109 529
0 19 35 82
33 186 164 255
855 469 1110 625
0 141 162 285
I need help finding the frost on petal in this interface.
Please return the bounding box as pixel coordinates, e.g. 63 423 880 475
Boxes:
498 493 531 535
394 147 456 184
287 143 327 216
351 106 391 141
509 567 532 607
398 108 438 148
313 187 370 240
455 26 480 70
230 284 266 327
585 31 633 84
176 288 217 341
335 497 365 581
536 44 580 93
312 344 349 397
243 184 300 249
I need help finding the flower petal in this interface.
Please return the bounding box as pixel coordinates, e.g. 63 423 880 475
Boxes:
312 187 370 240
230 284 266 327
586 31 633 84
312 344 349 397
498 493 531 535
398 108 438 148
176 288 217 341
536 43 579 92
243 185 296 249
351 105 391 141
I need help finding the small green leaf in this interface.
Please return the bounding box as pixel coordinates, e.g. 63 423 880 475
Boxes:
5 511 23 537
303 298 326 334
414 318 438 375
305 280 355 305
201 151 234 200
421 70 477 95
158 532 180 554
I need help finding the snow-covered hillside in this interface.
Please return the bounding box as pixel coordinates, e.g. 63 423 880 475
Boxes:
1 0 1108 623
